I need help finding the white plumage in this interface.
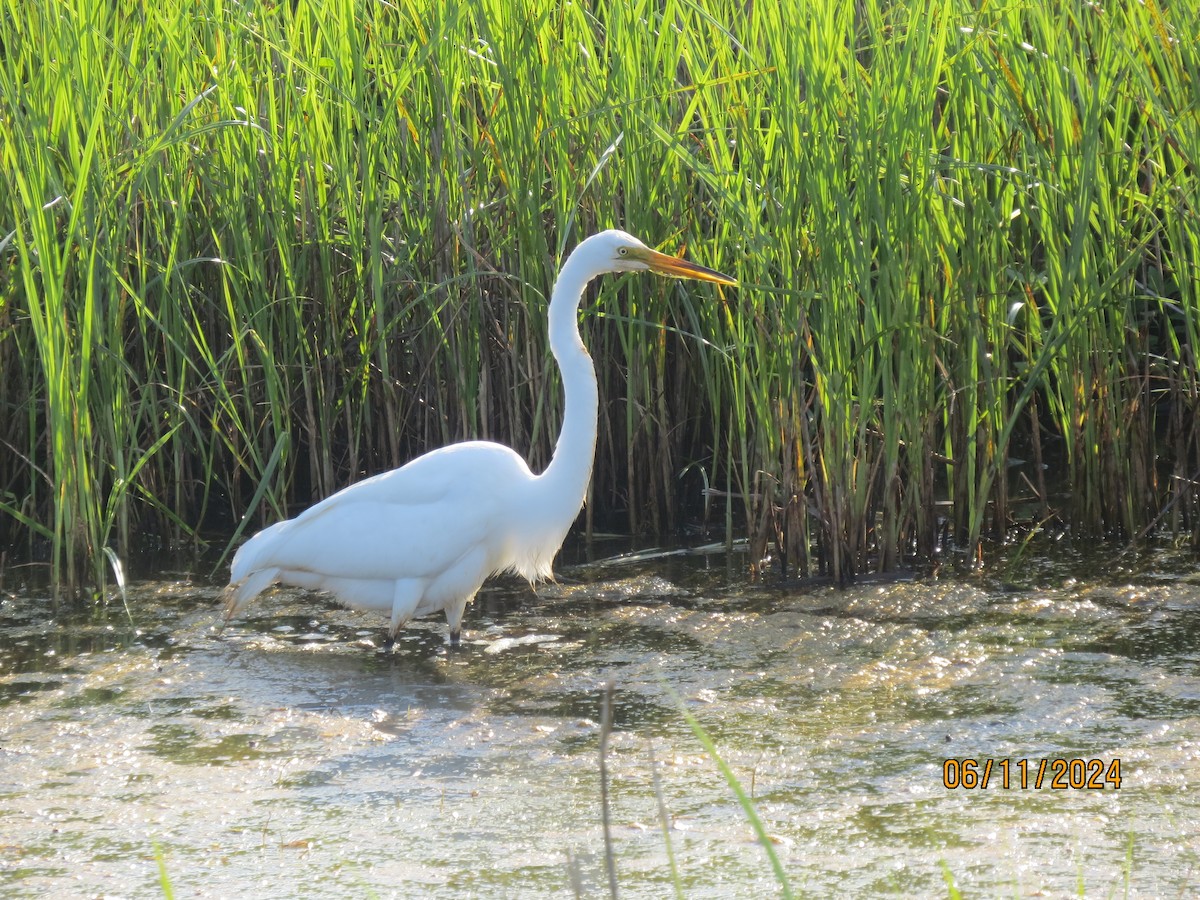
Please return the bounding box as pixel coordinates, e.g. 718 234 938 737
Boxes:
221 229 735 644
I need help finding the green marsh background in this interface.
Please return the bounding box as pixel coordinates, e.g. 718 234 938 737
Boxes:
2 0 1199 588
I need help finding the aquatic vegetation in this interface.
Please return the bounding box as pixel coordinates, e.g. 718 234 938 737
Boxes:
2 0 1198 588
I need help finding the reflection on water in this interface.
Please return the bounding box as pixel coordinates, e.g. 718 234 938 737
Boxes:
1 541 1198 897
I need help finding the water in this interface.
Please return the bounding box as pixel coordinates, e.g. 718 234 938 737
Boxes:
1 541 1198 897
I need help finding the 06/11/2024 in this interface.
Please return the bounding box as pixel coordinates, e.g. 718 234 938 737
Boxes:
942 757 1121 790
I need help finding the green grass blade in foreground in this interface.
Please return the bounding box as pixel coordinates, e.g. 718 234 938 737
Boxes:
938 860 962 899
676 703 795 897
647 741 686 900
152 842 175 900
598 681 619 899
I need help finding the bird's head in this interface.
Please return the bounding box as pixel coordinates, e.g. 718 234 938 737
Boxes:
592 229 736 286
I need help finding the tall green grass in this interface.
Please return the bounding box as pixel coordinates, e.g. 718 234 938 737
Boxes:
2 0 1198 589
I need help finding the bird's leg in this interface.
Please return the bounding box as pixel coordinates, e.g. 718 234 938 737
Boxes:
389 580 420 642
446 595 470 649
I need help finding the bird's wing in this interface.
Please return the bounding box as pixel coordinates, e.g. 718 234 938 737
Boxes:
252 493 496 582
291 441 531 514
231 441 532 584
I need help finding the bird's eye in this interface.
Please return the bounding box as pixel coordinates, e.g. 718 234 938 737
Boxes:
618 247 627 256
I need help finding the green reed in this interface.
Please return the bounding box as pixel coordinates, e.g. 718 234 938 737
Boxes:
1 0 1198 589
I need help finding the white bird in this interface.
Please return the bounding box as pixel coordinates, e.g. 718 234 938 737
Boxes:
221 229 736 645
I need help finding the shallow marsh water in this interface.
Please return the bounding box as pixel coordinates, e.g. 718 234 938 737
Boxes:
1 541 1198 897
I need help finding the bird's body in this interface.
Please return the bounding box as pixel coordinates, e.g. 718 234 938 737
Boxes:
222 229 734 644
225 443 558 637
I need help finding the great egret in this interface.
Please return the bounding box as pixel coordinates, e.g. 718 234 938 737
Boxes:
221 229 735 645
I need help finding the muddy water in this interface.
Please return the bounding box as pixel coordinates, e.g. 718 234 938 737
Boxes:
1 542 1198 897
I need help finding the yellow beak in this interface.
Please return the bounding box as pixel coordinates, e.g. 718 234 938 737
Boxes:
643 248 737 286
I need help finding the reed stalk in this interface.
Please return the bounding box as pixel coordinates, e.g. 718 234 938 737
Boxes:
2 0 1198 589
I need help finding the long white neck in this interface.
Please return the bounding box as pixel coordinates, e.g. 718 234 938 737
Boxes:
536 243 601 518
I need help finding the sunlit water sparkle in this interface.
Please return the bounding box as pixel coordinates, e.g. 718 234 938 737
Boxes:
1 542 1198 897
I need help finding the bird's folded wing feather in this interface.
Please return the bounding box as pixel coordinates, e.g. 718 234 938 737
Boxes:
246 495 494 582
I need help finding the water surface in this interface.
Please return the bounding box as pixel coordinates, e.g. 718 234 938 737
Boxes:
1 542 1198 896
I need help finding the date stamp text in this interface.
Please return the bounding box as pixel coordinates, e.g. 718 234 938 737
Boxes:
942 757 1121 790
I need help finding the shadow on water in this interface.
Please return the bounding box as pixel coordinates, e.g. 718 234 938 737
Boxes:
0 539 1198 897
